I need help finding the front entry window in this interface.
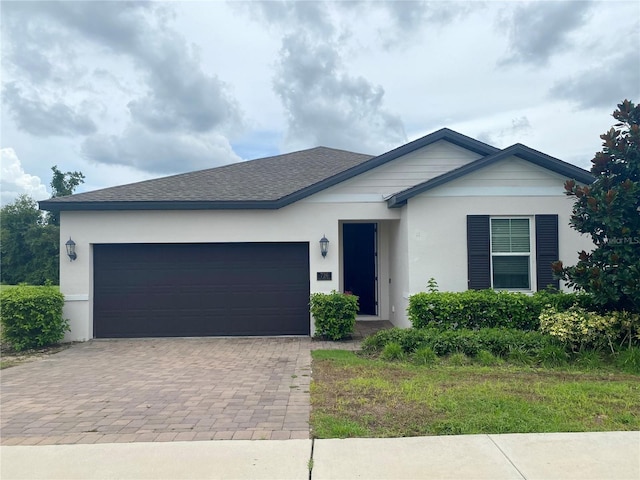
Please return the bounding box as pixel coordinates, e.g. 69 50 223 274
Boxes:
490 218 530 289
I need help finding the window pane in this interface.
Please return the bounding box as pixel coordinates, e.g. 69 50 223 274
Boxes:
491 218 530 253
510 219 530 252
491 219 511 252
510 219 529 234
491 219 510 234
493 256 530 289
492 237 511 252
511 236 530 253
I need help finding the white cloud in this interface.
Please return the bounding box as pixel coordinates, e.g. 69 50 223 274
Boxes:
3 82 97 137
1 1 244 178
1 0 638 194
0 148 50 206
81 126 241 173
498 1 594 66
274 31 406 154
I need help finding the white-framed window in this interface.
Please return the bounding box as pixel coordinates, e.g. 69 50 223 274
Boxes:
490 218 531 289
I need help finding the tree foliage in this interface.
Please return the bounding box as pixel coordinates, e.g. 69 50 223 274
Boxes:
553 100 640 312
48 165 85 226
1 166 85 285
0 195 58 284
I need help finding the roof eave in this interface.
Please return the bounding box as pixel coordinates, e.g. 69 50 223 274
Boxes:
38 200 283 212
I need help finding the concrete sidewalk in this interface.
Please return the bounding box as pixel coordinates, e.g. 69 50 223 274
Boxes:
1 431 639 480
313 432 640 480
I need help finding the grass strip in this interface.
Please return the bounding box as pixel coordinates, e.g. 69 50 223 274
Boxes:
310 350 640 438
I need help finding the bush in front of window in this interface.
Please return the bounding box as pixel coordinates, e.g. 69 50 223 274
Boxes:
310 291 359 340
0 285 70 351
408 289 591 331
409 290 532 330
530 287 594 311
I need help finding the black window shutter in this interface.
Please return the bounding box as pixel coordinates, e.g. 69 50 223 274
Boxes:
535 214 559 291
467 215 491 290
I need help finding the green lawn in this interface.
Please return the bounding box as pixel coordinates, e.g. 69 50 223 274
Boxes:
310 350 640 438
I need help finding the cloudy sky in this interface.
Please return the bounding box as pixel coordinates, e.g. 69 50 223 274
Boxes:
1 0 639 206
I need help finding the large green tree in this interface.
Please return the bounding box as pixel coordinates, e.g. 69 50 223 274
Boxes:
1 166 85 284
553 100 640 312
0 195 58 284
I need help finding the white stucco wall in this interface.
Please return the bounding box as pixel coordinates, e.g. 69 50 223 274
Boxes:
404 157 594 297
388 216 410 327
58 153 593 340
60 200 402 341
405 195 593 294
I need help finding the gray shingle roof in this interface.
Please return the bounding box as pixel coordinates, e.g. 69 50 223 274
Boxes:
39 146 374 211
39 127 593 212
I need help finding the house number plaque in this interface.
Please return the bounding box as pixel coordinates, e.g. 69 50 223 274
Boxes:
317 272 332 281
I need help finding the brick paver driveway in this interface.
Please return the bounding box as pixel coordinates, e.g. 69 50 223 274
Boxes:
1 337 312 445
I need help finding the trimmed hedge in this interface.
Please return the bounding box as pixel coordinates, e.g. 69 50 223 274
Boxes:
361 327 557 358
408 290 593 331
0 285 69 351
311 291 359 340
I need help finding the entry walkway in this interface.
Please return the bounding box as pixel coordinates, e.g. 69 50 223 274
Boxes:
311 320 393 350
2 431 638 479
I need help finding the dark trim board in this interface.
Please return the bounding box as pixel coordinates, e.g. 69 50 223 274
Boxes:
93 242 310 338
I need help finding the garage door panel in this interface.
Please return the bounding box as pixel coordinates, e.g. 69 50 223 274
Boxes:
94 243 310 337
96 309 308 337
95 292 309 315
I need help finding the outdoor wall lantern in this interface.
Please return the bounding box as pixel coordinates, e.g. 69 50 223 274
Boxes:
320 235 329 258
65 238 77 261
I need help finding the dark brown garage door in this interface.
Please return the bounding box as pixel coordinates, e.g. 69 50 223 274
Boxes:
93 243 310 338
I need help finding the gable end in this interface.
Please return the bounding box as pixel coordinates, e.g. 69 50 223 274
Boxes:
387 144 594 207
